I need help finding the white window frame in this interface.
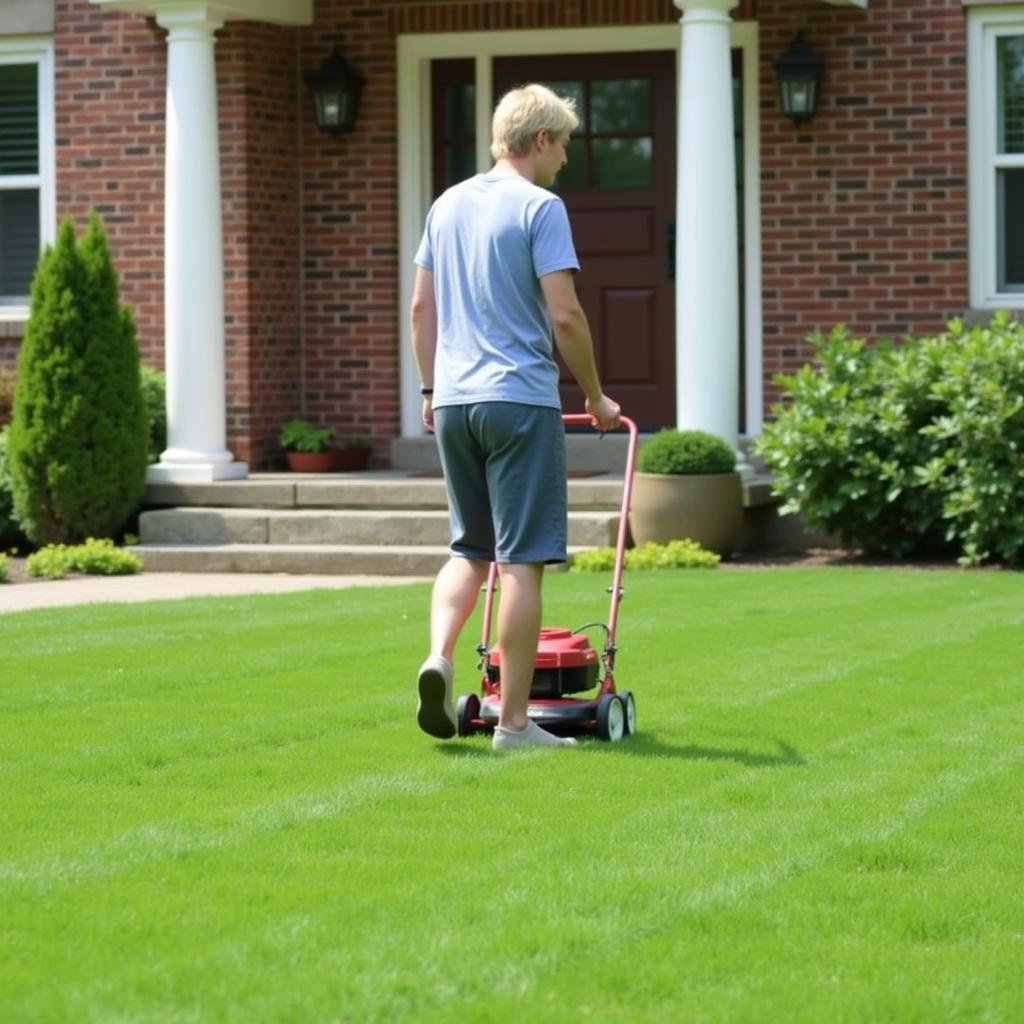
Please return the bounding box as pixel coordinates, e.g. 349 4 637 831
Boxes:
968 7 1024 308
0 35 55 322
396 23 762 438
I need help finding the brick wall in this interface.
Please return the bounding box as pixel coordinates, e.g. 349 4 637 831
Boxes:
40 0 971 464
757 0 968 410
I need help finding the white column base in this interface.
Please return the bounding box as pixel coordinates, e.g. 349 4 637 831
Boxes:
146 461 249 483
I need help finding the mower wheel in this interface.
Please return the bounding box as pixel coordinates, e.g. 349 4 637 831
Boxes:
456 693 481 737
620 691 637 736
596 694 625 742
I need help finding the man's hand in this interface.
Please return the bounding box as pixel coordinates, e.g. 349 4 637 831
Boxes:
586 394 621 432
422 397 435 432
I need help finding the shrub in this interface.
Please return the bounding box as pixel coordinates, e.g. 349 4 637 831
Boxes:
0 428 30 552
7 213 149 545
27 538 143 579
636 429 736 475
756 315 1024 565
140 364 166 463
0 552 7 583
571 539 720 572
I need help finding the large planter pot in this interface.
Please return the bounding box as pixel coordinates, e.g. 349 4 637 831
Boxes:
285 449 370 473
629 471 743 557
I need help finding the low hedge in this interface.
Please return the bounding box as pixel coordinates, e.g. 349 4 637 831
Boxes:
756 313 1024 566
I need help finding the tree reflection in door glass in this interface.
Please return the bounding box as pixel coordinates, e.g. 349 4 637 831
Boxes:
591 79 651 133
592 138 652 188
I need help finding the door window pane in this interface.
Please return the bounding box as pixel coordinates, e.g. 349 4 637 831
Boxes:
590 79 651 133
0 63 38 175
998 37 1024 154
0 189 40 301
443 142 476 186
591 137 653 189
998 168 1024 290
444 82 474 138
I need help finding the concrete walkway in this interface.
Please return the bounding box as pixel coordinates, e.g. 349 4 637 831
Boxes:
0 571 430 615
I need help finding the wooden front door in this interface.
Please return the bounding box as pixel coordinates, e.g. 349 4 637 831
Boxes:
494 52 677 428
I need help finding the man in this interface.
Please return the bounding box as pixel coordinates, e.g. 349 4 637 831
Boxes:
411 83 621 750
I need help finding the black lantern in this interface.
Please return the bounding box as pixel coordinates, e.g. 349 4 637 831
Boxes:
774 34 825 121
305 45 365 135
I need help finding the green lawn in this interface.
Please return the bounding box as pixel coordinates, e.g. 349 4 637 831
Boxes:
2 568 1022 1023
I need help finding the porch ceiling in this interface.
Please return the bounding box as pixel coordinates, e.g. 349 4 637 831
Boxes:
88 0 312 26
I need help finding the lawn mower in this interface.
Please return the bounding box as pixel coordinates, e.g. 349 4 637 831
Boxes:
455 413 639 742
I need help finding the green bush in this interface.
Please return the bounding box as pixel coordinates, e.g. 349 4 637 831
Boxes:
140 364 166 463
0 428 30 552
571 539 720 572
756 314 1024 566
636 429 736 475
7 213 149 545
27 537 143 579
0 552 7 583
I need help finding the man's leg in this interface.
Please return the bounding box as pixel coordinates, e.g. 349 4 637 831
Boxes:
494 562 543 731
416 555 489 739
431 555 490 663
492 562 577 748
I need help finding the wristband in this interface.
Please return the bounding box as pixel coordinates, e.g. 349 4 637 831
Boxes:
420 386 434 396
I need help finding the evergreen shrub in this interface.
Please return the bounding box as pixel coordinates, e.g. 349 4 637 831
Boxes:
0 552 7 583
7 214 149 544
636 429 736 475
756 314 1024 565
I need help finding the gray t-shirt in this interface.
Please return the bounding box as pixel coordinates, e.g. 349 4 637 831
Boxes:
414 171 580 410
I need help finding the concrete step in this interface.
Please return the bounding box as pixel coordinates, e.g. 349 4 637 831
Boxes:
139 507 622 548
131 543 586 576
144 472 628 512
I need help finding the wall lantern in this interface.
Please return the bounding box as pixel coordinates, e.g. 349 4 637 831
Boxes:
305 46 365 135
774 33 825 121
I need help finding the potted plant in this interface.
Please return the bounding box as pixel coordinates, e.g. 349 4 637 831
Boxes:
629 429 743 557
279 418 337 472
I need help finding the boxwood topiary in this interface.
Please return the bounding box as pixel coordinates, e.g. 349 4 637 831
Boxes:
0 428 29 552
636 429 736 475
7 214 149 545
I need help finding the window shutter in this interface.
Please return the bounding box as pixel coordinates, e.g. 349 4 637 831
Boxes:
0 63 39 175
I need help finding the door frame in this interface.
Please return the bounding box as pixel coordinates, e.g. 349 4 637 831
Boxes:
396 23 763 439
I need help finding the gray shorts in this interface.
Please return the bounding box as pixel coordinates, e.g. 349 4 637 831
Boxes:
434 402 567 564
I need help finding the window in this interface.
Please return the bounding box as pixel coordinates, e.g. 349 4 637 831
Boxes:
969 10 1024 307
0 37 54 319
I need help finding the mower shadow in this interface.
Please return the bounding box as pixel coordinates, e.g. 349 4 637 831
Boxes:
591 734 806 768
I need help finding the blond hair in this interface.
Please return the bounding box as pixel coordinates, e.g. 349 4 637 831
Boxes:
490 83 579 160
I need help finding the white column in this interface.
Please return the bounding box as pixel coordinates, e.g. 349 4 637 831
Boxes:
147 9 247 482
674 0 747 468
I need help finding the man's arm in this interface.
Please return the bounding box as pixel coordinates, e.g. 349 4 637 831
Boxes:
410 266 438 430
540 270 621 430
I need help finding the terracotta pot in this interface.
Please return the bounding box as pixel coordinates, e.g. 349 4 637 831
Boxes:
285 451 338 473
629 471 743 556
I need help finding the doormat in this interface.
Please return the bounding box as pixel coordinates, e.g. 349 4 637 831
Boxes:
407 468 609 479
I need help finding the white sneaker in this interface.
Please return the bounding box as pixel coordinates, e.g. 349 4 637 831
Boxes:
416 656 456 739
492 719 579 750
